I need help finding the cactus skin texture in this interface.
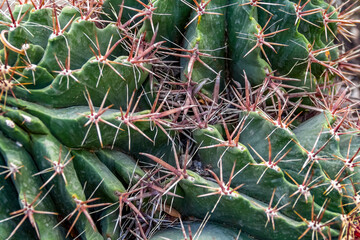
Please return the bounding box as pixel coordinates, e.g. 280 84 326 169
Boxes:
0 0 359 239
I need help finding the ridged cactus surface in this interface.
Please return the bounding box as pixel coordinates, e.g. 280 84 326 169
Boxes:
0 0 359 239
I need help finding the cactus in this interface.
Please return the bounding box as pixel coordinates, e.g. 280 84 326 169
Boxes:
0 0 359 239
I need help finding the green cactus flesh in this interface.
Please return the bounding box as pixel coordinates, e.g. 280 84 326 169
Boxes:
0 0 359 240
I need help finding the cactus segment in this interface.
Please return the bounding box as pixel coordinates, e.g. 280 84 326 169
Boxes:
72 150 126 202
150 221 252 240
0 155 36 240
96 149 145 186
171 170 340 240
31 134 104 239
227 0 271 86
180 0 226 95
139 0 192 46
0 131 64 240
